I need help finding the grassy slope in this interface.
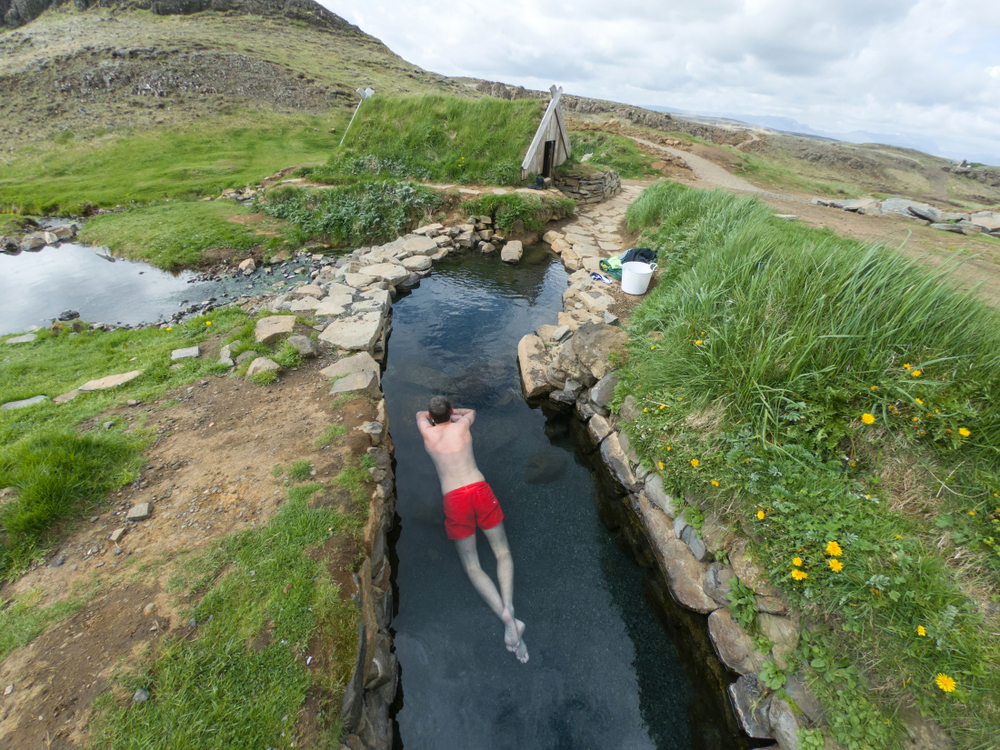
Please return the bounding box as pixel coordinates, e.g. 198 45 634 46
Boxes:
619 180 1000 748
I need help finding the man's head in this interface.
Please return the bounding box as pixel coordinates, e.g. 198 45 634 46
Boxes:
428 396 452 424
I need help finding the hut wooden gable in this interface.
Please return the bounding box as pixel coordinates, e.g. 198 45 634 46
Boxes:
521 85 571 179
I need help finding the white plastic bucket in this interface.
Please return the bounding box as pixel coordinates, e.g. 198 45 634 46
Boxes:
621 261 658 295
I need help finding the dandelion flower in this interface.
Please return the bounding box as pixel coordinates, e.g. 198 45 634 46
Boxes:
935 673 957 693
911 369 922 377
862 413 875 425
205 321 212 325
166 327 172 331
917 625 926 637
968 510 976 516
913 417 919 422
690 458 699 468
791 569 808 581
644 408 648 413
660 405 665 409
870 385 877 391
916 398 923 405
694 340 703 345
757 510 765 520
828 559 844 572
658 461 664 470
959 427 971 437
793 557 803 566
711 480 719 487
825 541 843 557
904 363 911 370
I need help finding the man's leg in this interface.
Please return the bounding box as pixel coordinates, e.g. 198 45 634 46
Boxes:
483 523 528 663
454 525 528 663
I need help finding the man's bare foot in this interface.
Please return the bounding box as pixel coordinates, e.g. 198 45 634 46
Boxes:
501 608 529 664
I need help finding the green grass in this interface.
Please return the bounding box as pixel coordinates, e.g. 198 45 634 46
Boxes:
0 588 89 662
78 201 291 271
331 95 543 186
287 460 313 482
617 180 1000 749
460 193 546 232
90 482 364 750
0 309 250 576
0 110 346 214
256 181 441 248
314 425 348 448
562 131 658 179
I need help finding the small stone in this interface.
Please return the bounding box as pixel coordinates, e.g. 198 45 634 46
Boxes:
1 395 47 410
4 684 12 695
102 421 115 430
238 258 256 274
171 346 200 361
286 335 316 358
246 357 280 377
133 688 150 703
110 527 126 542
552 325 572 342
5 333 37 344
78 370 142 392
144 603 155 615
127 503 152 521
127 399 138 406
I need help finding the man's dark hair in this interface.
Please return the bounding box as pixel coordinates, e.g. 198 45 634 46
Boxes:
429 396 452 424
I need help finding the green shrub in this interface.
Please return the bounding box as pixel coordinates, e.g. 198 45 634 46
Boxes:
460 193 545 232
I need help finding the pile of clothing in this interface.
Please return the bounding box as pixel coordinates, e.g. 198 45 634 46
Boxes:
598 248 657 281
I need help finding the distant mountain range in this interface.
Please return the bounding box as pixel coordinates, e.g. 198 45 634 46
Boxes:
640 105 998 167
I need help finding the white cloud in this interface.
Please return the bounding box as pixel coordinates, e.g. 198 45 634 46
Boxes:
319 0 1000 163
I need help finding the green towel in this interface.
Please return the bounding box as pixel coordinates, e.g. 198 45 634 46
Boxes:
599 257 623 280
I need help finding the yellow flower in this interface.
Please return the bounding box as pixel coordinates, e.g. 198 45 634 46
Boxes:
862 413 875 425
828 559 844 572
791 569 808 581
694 340 703 345
643 408 648 413
690 459 699 468
666 446 671 451
825 541 843 557
793 557 803 566
935 673 957 693
658 461 664 470
904 363 911 370
917 625 926 637
870 385 877 390
660 404 665 409
166 327 172 331
915 398 923 405
911 369 922 377
711 480 719 487
913 417 919 422
757 510 765 520
205 321 212 325
959 427 971 437
968 510 976 516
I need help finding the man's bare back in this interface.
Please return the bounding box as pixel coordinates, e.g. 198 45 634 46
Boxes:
415 408 485 495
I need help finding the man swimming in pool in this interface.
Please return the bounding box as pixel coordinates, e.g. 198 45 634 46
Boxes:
416 395 528 664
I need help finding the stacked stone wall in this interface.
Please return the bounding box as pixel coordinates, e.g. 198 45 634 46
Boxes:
554 169 621 205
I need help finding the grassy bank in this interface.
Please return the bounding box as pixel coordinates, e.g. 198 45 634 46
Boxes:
321 95 543 186
90 482 364 749
0 309 248 576
563 131 658 179
0 110 345 214
617 181 1000 748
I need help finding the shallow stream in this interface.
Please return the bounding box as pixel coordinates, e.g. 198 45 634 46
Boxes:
382 247 747 749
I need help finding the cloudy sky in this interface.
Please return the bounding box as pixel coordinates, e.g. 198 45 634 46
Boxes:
319 0 1000 165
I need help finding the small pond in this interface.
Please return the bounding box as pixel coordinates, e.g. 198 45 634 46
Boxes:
0 243 310 336
382 246 747 749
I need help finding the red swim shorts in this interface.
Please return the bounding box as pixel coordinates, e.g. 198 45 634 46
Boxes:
442 481 504 540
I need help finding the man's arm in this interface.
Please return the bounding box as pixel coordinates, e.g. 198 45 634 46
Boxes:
451 408 476 425
415 411 434 437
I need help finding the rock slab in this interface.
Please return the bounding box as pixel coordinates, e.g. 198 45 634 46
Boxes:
79 370 143 392
255 315 297 345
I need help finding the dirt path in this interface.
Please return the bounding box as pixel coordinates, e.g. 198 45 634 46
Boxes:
0 334 378 747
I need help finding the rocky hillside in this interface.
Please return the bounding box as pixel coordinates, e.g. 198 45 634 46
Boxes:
0 1 467 152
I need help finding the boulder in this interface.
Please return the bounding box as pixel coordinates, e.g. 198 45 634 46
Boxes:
5 333 37 344
330 370 381 399
644 474 677 517
343 272 378 288
286 335 316 357
402 234 439 256
589 372 619 409
550 238 571 255
768 698 805 750
708 609 765 675
908 204 943 222
635 493 718 613
481 242 497 254
319 313 385 352
20 233 45 251
600 433 639 492
501 240 524 264
289 297 323 312
401 255 432 272
255 315 297 345
727 674 773 739
517 334 553 399
246 357 280 377
1 395 48 410
238 258 256 274
587 414 611 444
930 223 965 234
579 291 613 314
127 503 152 521
542 230 564 245
730 538 780 597
681 525 710 562
171 346 200 361
290 284 324 298
552 322 627 386
321 352 381 386
314 299 348 317
759 613 801 670
365 263 409 285
79 370 142 392
703 562 736 607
